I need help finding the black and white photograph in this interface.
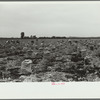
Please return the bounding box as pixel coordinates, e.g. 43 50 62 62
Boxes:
0 1 100 82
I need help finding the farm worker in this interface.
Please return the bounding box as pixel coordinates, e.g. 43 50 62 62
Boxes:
31 40 34 45
22 46 28 53
89 45 94 51
16 40 20 44
77 46 81 52
71 52 78 62
31 51 38 58
11 40 15 44
33 43 38 50
74 40 78 43
5 40 9 44
26 49 33 58
68 39 72 44
44 47 51 51
48 42 54 47
84 56 91 65
9 46 16 55
71 42 78 52
10 46 16 50
35 47 44 58
43 50 51 60
30 40 35 49
74 40 79 47
5 40 10 46
21 59 33 75
36 38 38 46
51 45 56 51
80 49 87 58
40 41 45 47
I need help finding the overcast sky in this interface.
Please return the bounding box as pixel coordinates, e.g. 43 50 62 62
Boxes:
0 1 100 37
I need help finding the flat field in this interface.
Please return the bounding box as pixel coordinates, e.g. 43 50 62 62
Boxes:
0 38 100 82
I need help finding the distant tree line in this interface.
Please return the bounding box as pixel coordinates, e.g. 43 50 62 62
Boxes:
21 32 37 39
38 36 66 39
20 32 67 39
20 32 100 39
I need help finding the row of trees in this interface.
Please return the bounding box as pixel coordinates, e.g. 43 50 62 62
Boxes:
21 32 100 39
21 32 37 39
20 32 67 39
